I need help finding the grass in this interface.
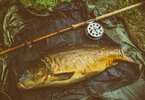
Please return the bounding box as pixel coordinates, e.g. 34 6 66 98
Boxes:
0 56 8 91
20 0 71 10
0 6 9 93
106 0 145 52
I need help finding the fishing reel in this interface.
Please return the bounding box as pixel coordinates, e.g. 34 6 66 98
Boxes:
86 22 104 40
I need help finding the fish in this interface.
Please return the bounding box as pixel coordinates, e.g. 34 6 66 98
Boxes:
17 45 134 90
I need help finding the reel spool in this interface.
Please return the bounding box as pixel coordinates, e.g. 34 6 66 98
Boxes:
86 22 104 40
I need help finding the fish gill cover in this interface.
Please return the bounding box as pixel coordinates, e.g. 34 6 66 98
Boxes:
6 0 141 100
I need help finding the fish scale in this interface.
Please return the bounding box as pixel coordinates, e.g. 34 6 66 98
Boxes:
17 45 134 90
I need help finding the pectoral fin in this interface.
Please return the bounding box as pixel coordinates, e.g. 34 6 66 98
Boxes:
50 72 75 81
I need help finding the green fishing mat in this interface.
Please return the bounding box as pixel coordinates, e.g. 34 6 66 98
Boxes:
0 0 145 100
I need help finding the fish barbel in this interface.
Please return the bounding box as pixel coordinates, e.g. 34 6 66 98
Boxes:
17 45 134 90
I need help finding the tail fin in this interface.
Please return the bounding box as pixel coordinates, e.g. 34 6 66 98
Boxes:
121 49 136 63
123 56 135 63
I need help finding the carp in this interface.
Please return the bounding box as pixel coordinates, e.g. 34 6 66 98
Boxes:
17 45 134 90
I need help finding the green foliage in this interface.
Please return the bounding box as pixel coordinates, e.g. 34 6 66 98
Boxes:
20 0 71 10
105 0 145 52
0 56 8 91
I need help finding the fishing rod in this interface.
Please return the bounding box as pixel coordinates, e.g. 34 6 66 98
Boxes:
0 1 145 55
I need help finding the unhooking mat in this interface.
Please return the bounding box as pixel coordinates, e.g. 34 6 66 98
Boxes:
7 1 140 100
